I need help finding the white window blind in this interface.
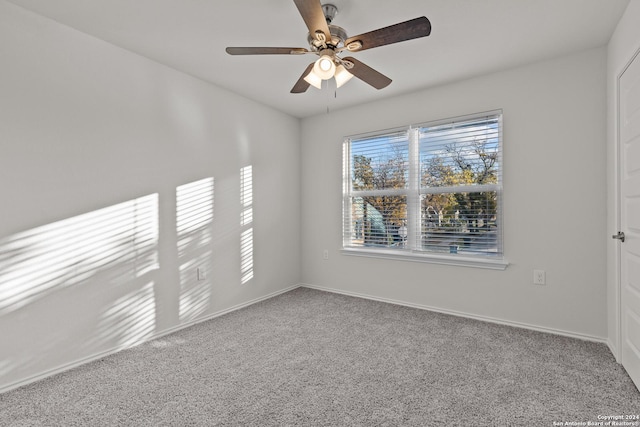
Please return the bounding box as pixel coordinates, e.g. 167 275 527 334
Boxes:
343 111 503 262
344 130 410 248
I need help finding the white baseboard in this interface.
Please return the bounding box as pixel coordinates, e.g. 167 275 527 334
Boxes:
3 283 611 395
301 283 608 345
0 284 300 395
607 339 620 363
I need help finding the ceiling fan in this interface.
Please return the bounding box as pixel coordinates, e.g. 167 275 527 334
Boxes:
225 0 431 93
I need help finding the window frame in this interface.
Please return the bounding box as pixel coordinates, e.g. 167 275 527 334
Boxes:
341 110 508 270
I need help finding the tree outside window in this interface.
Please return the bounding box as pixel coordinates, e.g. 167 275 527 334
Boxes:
344 111 502 259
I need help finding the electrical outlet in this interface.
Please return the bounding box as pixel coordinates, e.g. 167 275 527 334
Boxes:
533 269 545 285
197 267 206 281
323 250 329 260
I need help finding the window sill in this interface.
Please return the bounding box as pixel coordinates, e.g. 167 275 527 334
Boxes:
340 247 509 270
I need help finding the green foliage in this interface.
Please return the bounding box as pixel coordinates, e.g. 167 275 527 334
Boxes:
422 140 498 235
352 137 499 248
352 155 374 191
352 151 407 246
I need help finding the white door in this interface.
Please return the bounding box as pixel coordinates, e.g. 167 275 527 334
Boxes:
619 49 640 390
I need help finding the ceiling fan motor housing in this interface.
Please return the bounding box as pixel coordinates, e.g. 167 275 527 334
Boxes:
307 24 347 50
306 4 345 50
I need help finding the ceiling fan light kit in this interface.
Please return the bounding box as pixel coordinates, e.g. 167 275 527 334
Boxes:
313 51 336 79
334 64 354 88
303 67 323 89
226 0 431 94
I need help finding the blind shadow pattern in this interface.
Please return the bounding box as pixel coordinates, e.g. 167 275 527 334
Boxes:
240 166 254 284
0 195 159 385
177 178 214 323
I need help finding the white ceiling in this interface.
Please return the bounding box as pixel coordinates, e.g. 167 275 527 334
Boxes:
6 0 630 118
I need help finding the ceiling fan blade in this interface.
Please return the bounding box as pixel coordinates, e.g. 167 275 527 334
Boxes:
226 47 308 55
293 0 332 45
291 63 315 94
344 16 431 52
342 57 392 90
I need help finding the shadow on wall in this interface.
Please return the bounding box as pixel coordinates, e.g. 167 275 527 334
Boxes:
177 177 214 323
0 177 217 389
0 194 160 385
240 166 253 285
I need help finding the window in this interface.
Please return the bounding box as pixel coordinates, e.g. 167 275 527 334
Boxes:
342 111 506 269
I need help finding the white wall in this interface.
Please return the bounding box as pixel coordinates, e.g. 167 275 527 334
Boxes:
301 47 607 340
0 1 300 391
607 0 640 359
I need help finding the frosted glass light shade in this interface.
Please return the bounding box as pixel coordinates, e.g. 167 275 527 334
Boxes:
313 55 336 80
303 69 323 89
334 64 354 88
